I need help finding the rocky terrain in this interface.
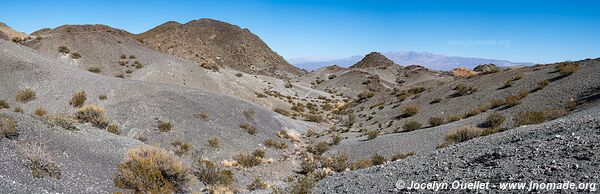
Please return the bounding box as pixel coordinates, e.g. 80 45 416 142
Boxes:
1 19 598 194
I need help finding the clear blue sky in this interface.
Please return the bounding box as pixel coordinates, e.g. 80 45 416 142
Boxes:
1 0 599 63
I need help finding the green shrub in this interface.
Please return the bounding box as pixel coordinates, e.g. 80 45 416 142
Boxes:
0 114 18 139
371 153 386 165
402 121 422 131
69 91 87 108
484 112 505 128
514 111 546 126
445 126 482 144
239 123 257 135
16 88 36 103
114 145 192 193
429 117 445 126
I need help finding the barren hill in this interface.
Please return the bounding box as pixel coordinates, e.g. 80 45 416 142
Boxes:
0 22 29 41
350 52 397 69
135 19 304 78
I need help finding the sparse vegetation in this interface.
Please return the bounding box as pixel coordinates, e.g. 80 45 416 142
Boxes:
273 107 291 116
367 130 379 140
69 91 87 108
19 142 61 179
87 67 102 73
120 54 127 59
537 80 550 90
402 121 422 131
504 95 521 107
429 117 445 126
390 152 415 161
351 159 373 170
13 107 23 113
234 153 262 168
356 91 375 102
99 95 107 100
447 114 462 122
252 149 265 158
264 138 288 149
58 46 70 54
309 141 330 155
514 111 546 126
75 105 108 128
1 114 18 139
107 123 121 135
489 98 505 109
284 82 293 88
200 63 220 72
305 114 324 123
70 52 81 59
247 177 268 191
0 100 8 109
16 88 36 103
35 107 47 117
401 104 420 117
235 72 243 77
331 133 342 145
556 62 580 76
291 176 316 194
430 98 442 104
133 61 144 69
208 137 220 149
157 120 172 132
371 153 385 165
193 112 209 121
171 139 192 156
255 92 267 98
451 84 477 97
445 126 482 144
484 112 505 128
193 160 234 186
114 145 192 193
46 114 78 130
239 123 257 135
243 109 256 119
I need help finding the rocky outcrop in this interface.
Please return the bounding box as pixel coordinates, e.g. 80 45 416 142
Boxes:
474 63 500 74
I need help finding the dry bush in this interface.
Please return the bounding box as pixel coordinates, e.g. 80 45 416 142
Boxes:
107 123 121 135
46 113 78 130
556 62 579 76
242 109 256 120
1 114 18 139
14 107 23 113
537 80 550 90
264 138 288 149
171 139 192 156
484 112 505 128
512 74 524 80
193 112 209 121
504 95 521 107
16 88 36 103
514 111 546 126
489 98 505 109
0 99 9 109
451 84 477 97
518 90 529 99
69 91 87 108
75 105 108 128
331 133 342 145
305 114 324 123
252 149 265 158
247 177 268 191
309 141 330 155
157 120 172 132
234 72 243 77
321 153 350 172
133 61 144 69
351 159 373 170
356 91 374 102
239 123 257 135
291 104 305 112
58 46 70 54
129 55 136 59
120 54 127 59
371 153 386 165
193 160 234 186
402 121 422 131
200 63 220 72
291 176 316 194
18 141 61 179
429 117 445 126
366 130 378 140
390 152 415 161
35 107 47 117
87 67 102 73
255 92 267 98
273 107 290 116
402 104 420 117
234 153 262 168
284 82 293 88
114 145 192 193
445 126 482 144
499 80 513 89
70 52 81 59
208 137 220 149
430 98 442 104
447 114 462 122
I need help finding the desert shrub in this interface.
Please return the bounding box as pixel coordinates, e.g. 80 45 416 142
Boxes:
489 98 505 109
133 61 144 69
309 141 330 155
0 114 18 139
239 123 257 135
291 104 305 112
328 74 337 79
430 98 442 104
87 67 102 73
171 139 192 156
157 120 172 132
242 109 255 120
46 114 78 131
366 130 378 140
208 137 220 149
447 114 462 122
484 112 505 128
356 91 375 102
284 82 293 88
371 153 386 165
75 105 108 128
114 145 192 193
537 80 550 90
272 108 291 117
305 129 318 137
128 55 136 59
247 177 268 191
99 95 107 100
564 100 578 111
115 73 126 78
35 107 47 117
120 54 127 59
16 88 36 103
70 52 81 59
499 80 513 89
305 114 324 123
451 84 477 97
264 138 288 149
0 100 9 109
193 160 233 186
512 74 524 81
69 91 87 108
252 149 265 158
19 142 61 179
401 104 420 117
390 152 415 161
545 109 568 120
234 153 262 168
200 63 220 72
331 133 342 145
518 90 529 99
291 176 316 194
58 46 70 54
321 153 350 172
556 62 579 76
402 121 422 131
300 156 317 174
321 103 333 111
107 123 121 135
445 126 482 144
514 111 546 126
429 117 445 126
504 95 521 107
351 159 373 170
13 107 23 113
192 112 209 121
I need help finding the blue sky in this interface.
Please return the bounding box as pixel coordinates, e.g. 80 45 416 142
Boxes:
1 0 599 63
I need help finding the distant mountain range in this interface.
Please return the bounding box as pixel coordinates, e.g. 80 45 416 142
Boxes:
289 51 532 71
